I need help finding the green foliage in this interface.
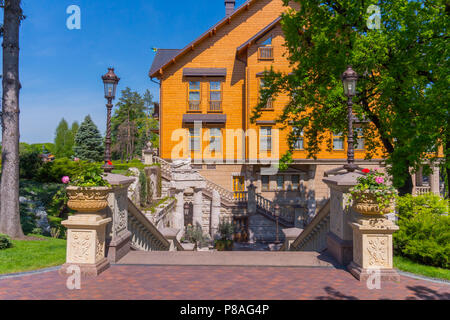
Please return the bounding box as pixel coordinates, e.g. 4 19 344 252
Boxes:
218 220 234 241
18 180 70 238
54 118 77 158
19 149 43 180
183 224 211 247
139 170 151 208
0 234 13 250
394 194 449 269
74 115 104 162
35 158 84 183
350 169 397 209
256 0 448 193
111 88 158 160
70 162 110 187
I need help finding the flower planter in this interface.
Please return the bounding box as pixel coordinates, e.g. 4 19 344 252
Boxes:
214 240 234 251
352 192 394 216
67 186 112 212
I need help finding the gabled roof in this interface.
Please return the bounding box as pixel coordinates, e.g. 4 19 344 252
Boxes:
149 49 182 78
236 16 282 55
149 0 262 78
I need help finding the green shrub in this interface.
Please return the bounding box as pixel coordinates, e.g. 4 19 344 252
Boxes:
394 194 449 269
19 150 43 180
35 158 84 183
0 234 13 250
218 220 234 241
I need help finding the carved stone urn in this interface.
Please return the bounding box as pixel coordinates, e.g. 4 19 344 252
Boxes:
352 191 395 216
67 186 112 213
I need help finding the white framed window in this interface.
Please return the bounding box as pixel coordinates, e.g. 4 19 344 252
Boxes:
209 128 222 152
355 128 365 150
260 126 272 152
293 128 304 150
189 127 201 152
333 132 344 150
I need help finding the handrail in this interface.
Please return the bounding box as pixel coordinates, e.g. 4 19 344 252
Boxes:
127 198 171 251
290 199 330 250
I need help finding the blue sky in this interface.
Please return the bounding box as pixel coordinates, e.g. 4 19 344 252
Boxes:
0 0 247 144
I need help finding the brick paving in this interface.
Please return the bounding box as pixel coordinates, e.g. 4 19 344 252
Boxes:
0 265 449 300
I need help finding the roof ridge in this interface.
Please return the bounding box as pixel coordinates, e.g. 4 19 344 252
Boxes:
149 0 259 78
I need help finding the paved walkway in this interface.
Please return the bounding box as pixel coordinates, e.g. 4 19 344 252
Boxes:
0 265 448 300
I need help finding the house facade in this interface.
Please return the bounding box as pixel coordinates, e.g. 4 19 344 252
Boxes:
149 0 441 230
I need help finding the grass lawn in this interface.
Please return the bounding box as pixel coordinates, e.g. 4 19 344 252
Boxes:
0 235 66 275
394 255 450 281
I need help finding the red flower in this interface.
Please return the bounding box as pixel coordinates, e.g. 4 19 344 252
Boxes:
107 161 112 166
362 168 370 174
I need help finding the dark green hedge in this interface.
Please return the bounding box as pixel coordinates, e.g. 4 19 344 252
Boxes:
394 194 449 269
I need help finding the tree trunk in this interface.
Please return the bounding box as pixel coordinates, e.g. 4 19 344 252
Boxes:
0 0 24 238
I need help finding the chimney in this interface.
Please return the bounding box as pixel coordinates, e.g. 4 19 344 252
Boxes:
225 0 236 17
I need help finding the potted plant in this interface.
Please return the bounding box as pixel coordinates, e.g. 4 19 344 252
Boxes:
349 168 397 215
214 221 234 251
62 163 111 213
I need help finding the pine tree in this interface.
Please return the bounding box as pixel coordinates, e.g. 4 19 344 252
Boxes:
74 115 104 162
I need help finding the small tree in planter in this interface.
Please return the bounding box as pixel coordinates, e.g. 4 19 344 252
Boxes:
350 169 397 215
214 220 234 251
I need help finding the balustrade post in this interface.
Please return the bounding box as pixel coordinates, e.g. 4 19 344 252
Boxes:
247 183 256 214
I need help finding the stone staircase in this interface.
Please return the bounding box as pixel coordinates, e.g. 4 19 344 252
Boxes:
127 198 183 252
284 199 330 252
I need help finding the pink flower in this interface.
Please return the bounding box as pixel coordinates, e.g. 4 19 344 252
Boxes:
62 176 70 184
375 177 384 184
73 157 80 162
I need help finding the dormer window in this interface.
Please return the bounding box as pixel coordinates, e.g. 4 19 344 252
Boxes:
258 35 274 60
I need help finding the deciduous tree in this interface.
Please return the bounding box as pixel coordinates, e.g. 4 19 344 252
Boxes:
255 0 448 195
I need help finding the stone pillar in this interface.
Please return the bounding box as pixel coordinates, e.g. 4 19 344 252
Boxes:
193 188 203 228
143 149 153 165
282 227 303 251
323 172 362 266
103 174 134 264
174 190 184 231
430 165 440 195
60 213 111 277
211 190 221 238
247 183 256 214
348 214 400 282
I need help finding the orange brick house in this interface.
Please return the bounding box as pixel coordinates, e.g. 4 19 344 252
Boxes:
148 0 441 220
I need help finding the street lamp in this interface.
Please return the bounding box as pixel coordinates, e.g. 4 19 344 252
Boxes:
274 203 281 244
101 67 120 173
341 66 359 173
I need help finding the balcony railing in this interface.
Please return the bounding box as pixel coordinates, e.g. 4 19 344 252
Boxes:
261 98 273 110
188 101 201 112
208 101 222 112
258 46 274 60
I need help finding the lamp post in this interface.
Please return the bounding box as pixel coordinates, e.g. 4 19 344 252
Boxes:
274 203 280 244
101 68 120 173
341 66 359 173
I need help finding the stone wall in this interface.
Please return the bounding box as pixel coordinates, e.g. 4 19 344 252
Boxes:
248 213 285 243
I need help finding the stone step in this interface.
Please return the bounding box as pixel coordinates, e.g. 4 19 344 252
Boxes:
117 251 339 268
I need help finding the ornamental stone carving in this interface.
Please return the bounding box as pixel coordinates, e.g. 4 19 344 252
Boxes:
69 231 92 264
67 186 111 212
